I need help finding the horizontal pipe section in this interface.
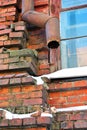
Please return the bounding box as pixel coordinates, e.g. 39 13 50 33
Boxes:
22 11 52 27
22 0 60 48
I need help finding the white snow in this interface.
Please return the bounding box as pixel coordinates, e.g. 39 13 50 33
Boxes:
0 108 53 120
32 66 87 85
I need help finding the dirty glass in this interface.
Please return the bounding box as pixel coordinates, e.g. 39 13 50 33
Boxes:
60 8 87 39
61 37 87 68
62 0 87 8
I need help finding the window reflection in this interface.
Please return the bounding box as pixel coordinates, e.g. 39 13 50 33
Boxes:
62 0 87 8
60 8 87 39
61 37 87 68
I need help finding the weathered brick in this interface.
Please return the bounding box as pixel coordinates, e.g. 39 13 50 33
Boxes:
74 120 87 128
0 25 8 30
61 121 73 129
0 119 8 127
0 35 8 41
0 79 9 86
37 117 52 125
57 114 69 121
70 112 87 120
3 57 19 64
22 85 43 93
6 15 15 21
9 32 24 38
10 78 21 85
9 119 22 126
15 25 26 31
0 53 9 59
22 76 36 85
1 0 17 6
0 101 9 107
0 41 3 46
0 64 8 70
23 98 43 106
23 117 36 125
0 29 11 36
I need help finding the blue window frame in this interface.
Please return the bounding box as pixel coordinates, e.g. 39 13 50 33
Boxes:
60 8 87 39
62 0 87 8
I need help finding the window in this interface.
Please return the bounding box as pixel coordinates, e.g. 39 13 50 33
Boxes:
61 37 87 68
62 0 87 8
60 8 87 39
60 2 87 69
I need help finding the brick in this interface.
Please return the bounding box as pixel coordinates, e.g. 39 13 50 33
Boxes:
23 117 36 125
0 41 3 46
3 57 19 64
38 69 50 75
0 25 8 30
61 121 73 129
0 17 6 22
7 6 16 12
35 0 48 6
74 80 87 87
37 117 52 125
15 25 26 31
9 32 24 38
15 93 29 99
6 15 15 21
22 76 36 85
74 120 87 128
23 98 43 106
70 112 87 120
0 87 8 94
14 21 25 26
0 35 8 41
22 85 43 93
1 0 17 6
0 53 9 59
0 79 9 86
9 119 22 126
11 39 22 45
0 119 8 127
0 29 11 36
10 78 21 85
67 96 79 103
57 114 69 121
0 101 9 107
4 74 15 78
12 86 21 93
0 64 8 70
39 63 49 69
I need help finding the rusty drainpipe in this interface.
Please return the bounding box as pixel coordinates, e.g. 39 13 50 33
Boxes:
22 0 60 48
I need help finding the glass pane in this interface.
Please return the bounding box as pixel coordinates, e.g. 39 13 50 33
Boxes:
61 37 87 69
60 8 87 39
62 0 87 8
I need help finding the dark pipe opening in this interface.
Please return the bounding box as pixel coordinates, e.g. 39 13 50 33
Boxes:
48 41 59 49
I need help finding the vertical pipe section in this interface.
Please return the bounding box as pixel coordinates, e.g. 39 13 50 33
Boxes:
22 0 34 14
22 0 60 48
46 17 60 48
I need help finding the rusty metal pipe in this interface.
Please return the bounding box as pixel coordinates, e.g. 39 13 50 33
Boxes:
22 0 60 48
22 0 34 14
46 17 60 48
22 11 52 27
